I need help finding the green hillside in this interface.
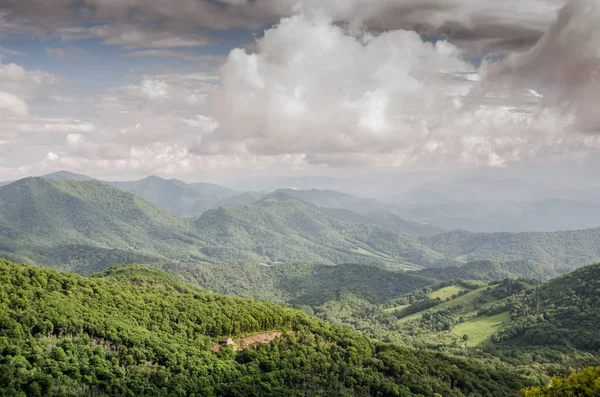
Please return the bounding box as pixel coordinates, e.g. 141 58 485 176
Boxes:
194 194 444 269
321 208 444 235
0 259 529 396
418 260 560 282
109 176 238 217
0 179 447 272
421 229 600 272
163 261 437 306
3 178 600 279
0 178 206 272
495 263 600 352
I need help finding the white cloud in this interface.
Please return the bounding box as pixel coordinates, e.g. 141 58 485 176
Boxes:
194 3 600 168
17 120 96 133
0 91 29 115
202 13 483 165
3 0 600 179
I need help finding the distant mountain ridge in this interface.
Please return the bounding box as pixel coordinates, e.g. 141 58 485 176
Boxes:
2 176 600 277
194 192 443 269
0 178 445 272
108 175 239 217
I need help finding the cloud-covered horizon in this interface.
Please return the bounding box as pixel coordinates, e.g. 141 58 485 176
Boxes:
0 0 598 179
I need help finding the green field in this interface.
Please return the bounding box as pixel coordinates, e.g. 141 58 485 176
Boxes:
428 285 465 300
452 311 512 346
398 286 497 324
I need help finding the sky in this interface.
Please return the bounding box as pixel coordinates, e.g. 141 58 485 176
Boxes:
0 0 599 181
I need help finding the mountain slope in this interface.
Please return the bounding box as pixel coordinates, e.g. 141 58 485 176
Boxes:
194 193 445 269
3 178 600 276
496 263 600 352
0 178 205 272
320 208 444 235
421 228 600 272
0 259 529 396
417 260 560 282
109 176 238 217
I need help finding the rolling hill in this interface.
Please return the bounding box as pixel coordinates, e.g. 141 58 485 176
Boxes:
421 229 600 273
0 177 206 273
42 170 94 181
194 193 445 269
3 178 600 279
0 259 530 396
495 262 600 352
321 207 444 235
0 178 446 272
275 188 391 214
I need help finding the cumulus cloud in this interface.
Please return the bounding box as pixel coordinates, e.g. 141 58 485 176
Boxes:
3 0 600 178
482 0 600 133
201 13 482 166
195 1 599 168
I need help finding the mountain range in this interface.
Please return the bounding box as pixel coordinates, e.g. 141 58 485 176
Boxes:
3 175 600 278
1 172 600 393
4 170 600 233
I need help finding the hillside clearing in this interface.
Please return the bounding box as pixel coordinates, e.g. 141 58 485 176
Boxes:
452 312 512 346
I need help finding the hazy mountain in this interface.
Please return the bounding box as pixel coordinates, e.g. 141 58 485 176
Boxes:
274 188 390 214
216 191 267 207
3 178 600 276
320 208 444 235
397 199 600 233
0 179 444 272
393 188 455 206
109 175 239 217
421 228 600 273
194 193 444 270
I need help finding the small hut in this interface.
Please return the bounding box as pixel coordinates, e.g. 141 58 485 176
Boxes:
221 337 235 346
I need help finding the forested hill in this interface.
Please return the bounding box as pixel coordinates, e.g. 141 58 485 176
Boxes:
420 228 600 273
194 193 445 269
0 177 205 273
495 262 600 352
108 176 238 217
0 259 529 396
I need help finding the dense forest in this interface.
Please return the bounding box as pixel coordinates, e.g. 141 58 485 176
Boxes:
0 259 530 396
